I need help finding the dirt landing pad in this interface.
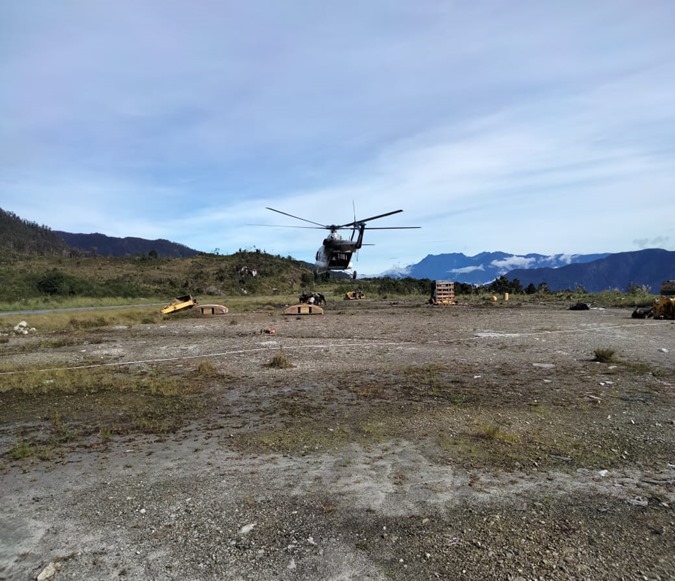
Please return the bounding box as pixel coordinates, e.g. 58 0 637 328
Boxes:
1 301 674 580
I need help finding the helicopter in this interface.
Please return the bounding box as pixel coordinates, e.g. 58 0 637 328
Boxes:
266 207 420 275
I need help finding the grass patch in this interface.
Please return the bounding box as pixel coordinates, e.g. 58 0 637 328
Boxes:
230 418 392 455
1 306 163 334
50 411 77 443
68 316 110 330
0 365 209 457
394 363 468 403
8 439 41 460
0 334 103 356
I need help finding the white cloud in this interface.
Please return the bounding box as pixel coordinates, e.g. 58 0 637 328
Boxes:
634 236 670 250
1 1 674 274
490 257 537 271
450 265 485 275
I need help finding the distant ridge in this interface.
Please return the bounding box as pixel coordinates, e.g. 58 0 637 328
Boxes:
55 231 200 258
505 249 675 293
384 249 675 293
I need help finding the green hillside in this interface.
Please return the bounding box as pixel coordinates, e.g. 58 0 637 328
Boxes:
0 208 323 303
0 250 319 303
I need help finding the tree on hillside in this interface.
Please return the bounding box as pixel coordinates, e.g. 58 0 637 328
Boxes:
0 208 70 256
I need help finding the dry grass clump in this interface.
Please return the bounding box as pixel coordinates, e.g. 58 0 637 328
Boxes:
194 359 219 377
593 347 616 363
477 422 521 444
267 350 294 369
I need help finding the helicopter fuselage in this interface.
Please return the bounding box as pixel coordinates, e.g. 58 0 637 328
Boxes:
314 225 365 272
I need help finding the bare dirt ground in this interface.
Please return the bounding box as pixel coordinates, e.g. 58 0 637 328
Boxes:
1 300 674 580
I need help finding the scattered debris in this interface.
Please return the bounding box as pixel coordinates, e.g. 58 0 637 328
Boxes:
631 306 653 319
239 266 258 278
299 292 326 305
344 289 366 300
161 295 197 315
626 496 649 507
13 321 36 335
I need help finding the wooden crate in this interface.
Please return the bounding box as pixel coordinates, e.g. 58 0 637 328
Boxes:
431 280 456 305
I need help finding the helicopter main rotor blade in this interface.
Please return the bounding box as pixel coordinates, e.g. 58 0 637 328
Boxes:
248 223 324 229
361 226 421 230
266 207 327 228
337 209 404 229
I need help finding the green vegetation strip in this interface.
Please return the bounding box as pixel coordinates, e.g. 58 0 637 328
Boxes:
0 365 215 460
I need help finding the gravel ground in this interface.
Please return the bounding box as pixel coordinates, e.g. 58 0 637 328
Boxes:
1 300 674 580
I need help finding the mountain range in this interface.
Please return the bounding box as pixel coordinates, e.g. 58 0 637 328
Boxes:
505 249 675 293
390 249 675 293
391 252 609 284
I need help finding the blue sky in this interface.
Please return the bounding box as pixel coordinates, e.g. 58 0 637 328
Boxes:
2 1 674 274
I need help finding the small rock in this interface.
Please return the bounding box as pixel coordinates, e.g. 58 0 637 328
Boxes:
37 562 60 581
627 496 648 507
239 523 256 535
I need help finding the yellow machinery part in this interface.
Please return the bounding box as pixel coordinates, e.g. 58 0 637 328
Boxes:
652 296 675 320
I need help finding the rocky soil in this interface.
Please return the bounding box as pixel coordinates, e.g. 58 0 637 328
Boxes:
1 300 674 580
